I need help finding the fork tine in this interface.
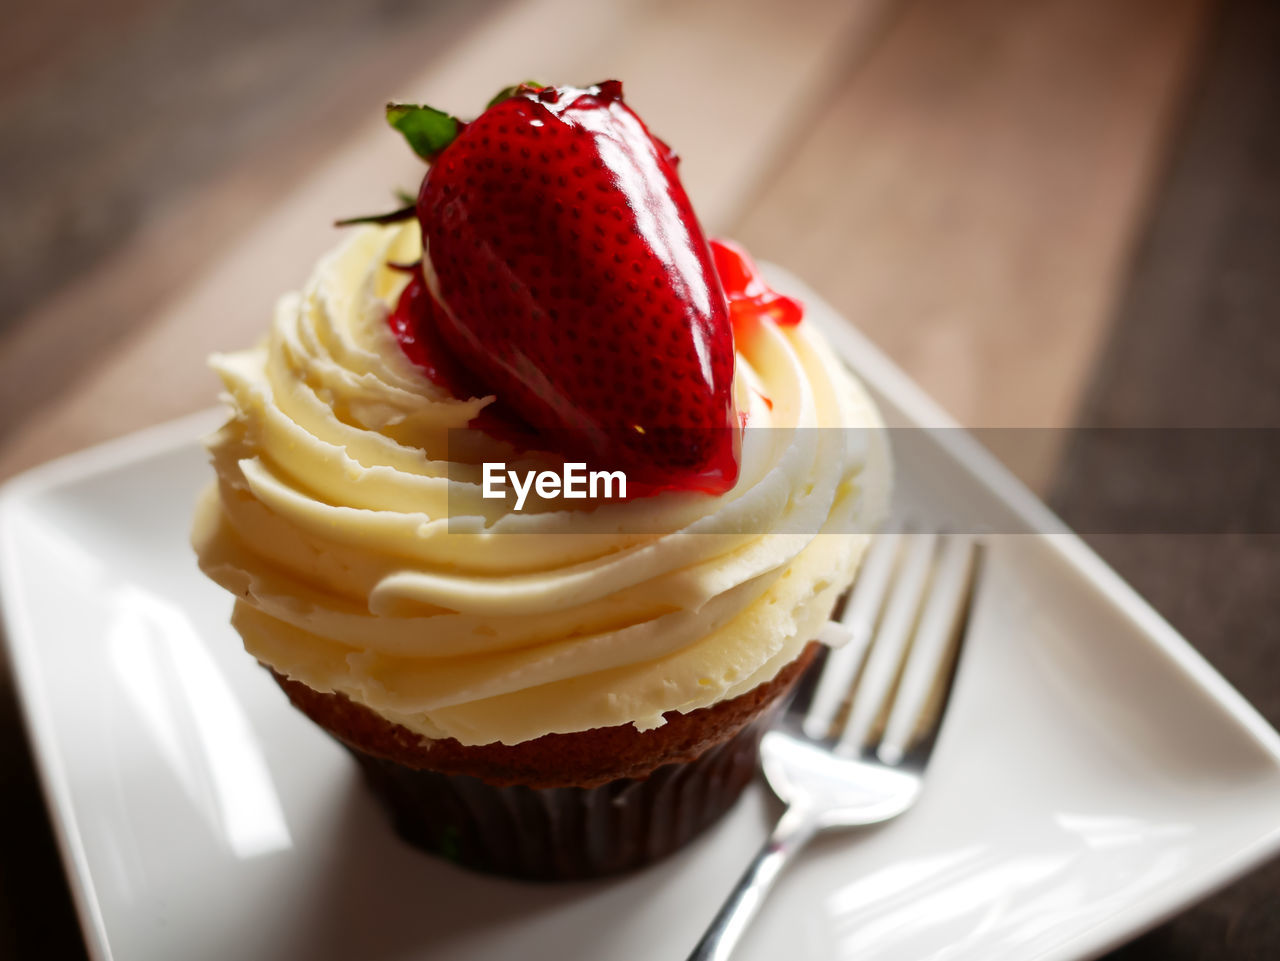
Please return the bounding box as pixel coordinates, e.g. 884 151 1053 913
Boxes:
802 528 902 739
876 536 981 764
837 532 938 755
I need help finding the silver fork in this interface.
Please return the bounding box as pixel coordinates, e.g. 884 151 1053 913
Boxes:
685 531 985 961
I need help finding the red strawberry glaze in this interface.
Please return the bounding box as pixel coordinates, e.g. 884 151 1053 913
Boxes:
388 271 481 400
709 238 803 331
389 271 545 446
417 82 740 496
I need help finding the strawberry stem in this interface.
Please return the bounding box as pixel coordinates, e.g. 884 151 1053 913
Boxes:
386 103 461 160
486 80 546 108
334 204 417 228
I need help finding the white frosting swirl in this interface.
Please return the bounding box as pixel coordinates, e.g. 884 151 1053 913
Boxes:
191 223 889 745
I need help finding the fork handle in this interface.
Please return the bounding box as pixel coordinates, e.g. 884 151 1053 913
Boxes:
684 804 820 961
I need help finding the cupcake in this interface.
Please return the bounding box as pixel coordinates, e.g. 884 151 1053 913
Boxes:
191 81 889 880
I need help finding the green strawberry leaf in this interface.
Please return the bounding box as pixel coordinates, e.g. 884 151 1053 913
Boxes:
386 103 460 160
394 187 417 206
334 204 416 228
487 80 546 109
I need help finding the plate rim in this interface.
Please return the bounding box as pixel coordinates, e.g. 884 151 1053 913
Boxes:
1 409 227 961
3 285 1280 961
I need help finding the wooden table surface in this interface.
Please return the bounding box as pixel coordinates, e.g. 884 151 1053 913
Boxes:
2 0 1277 958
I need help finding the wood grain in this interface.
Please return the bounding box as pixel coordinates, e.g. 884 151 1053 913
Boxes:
1052 2 1280 955
0 0 503 333
0 0 501 455
733 0 1211 438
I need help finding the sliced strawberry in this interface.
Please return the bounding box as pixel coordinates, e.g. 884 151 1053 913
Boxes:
710 238 804 330
387 81 740 495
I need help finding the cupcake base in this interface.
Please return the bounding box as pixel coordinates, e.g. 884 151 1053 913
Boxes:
347 707 775 880
271 643 817 881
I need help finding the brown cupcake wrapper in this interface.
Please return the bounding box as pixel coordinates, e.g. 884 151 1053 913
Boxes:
346 703 780 881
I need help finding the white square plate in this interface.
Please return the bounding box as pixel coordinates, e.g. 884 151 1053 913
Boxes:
3 273 1279 961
